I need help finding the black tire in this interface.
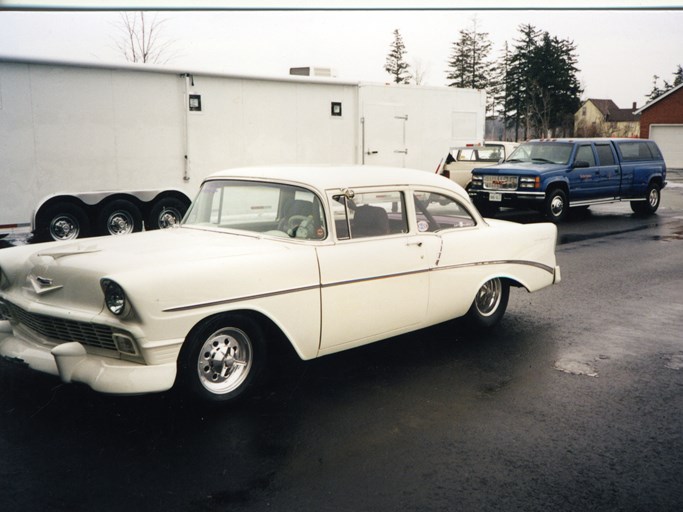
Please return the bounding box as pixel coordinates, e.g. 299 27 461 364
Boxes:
544 188 569 223
147 197 189 230
466 278 510 328
36 202 90 242
97 199 142 236
177 314 267 404
630 182 661 215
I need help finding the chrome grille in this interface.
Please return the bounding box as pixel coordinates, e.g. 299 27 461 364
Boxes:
0 299 117 351
484 175 519 190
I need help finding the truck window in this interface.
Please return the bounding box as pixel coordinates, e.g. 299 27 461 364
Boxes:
595 144 616 166
646 141 663 160
617 141 653 161
575 145 596 166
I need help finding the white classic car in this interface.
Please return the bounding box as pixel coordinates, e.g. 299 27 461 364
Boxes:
0 166 561 403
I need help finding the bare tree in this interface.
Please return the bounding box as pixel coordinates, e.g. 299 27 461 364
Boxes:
410 57 429 85
115 12 175 64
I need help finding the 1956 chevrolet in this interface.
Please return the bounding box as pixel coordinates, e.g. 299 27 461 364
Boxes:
0 166 561 403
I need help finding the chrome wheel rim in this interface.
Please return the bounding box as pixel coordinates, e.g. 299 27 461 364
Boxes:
106 211 134 235
157 207 182 229
197 327 253 395
550 195 565 217
648 188 659 208
49 215 80 241
474 278 502 317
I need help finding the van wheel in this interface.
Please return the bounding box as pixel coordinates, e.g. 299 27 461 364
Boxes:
148 197 189 230
466 278 510 328
37 203 90 241
544 188 568 223
630 182 661 215
177 314 266 404
98 199 142 236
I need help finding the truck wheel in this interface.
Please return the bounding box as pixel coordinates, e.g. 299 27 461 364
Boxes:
98 199 142 236
38 203 90 241
466 278 510 328
177 314 267 404
544 188 568 223
630 182 661 215
147 197 189 230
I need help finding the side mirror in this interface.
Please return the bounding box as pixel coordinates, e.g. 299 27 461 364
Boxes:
573 160 590 169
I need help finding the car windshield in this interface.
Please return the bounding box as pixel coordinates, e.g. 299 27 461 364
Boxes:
507 142 573 165
183 179 327 240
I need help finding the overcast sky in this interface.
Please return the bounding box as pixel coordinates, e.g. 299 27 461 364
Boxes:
1 7 682 108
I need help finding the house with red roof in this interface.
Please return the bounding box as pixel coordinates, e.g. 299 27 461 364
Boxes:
574 99 640 138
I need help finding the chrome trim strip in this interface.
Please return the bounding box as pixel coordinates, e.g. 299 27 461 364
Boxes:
469 190 545 197
162 259 554 313
434 259 555 275
162 284 321 313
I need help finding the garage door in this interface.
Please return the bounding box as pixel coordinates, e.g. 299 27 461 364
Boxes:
650 125 683 168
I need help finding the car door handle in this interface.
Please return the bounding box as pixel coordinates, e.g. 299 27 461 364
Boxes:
407 241 423 247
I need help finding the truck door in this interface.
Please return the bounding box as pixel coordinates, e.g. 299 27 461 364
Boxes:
362 103 408 167
593 142 622 197
569 144 600 200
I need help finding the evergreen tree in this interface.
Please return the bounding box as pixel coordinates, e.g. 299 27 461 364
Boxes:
487 41 511 123
502 24 582 140
505 24 542 140
673 65 683 87
446 17 493 90
384 29 411 84
646 65 683 101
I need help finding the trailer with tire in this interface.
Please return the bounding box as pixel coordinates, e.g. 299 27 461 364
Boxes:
0 56 486 241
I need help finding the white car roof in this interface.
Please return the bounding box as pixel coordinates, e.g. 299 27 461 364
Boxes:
205 165 465 195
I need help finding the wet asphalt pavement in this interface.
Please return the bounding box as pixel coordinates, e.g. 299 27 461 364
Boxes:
1 181 683 511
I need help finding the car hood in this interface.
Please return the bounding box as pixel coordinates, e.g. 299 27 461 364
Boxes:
473 162 568 174
1 228 315 316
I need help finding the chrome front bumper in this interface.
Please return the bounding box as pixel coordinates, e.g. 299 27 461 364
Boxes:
0 320 176 395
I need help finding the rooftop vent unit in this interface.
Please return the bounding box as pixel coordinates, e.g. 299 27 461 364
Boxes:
289 66 336 78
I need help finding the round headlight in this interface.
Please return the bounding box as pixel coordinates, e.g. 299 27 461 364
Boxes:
101 279 126 316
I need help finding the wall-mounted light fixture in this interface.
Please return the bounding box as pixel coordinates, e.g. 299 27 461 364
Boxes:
331 102 342 117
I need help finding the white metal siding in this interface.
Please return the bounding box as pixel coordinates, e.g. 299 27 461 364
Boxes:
650 124 683 168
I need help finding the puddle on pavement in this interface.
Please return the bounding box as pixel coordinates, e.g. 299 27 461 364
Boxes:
664 354 683 370
652 227 683 242
554 357 600 377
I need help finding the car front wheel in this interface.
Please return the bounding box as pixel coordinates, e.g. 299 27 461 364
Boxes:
466 278 510 328
178 314 266 404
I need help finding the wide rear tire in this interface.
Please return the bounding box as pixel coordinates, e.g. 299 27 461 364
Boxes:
466 278 510 328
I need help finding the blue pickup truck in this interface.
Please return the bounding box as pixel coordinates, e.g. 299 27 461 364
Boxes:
468 138 667 222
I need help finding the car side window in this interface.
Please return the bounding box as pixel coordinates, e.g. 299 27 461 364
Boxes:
331 191 407 240
595 144 616 166
413 192 476 232
575 145 596 166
